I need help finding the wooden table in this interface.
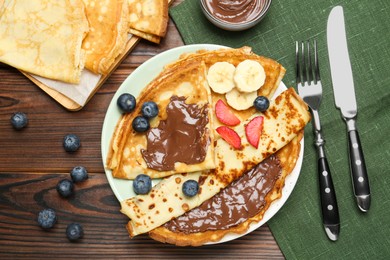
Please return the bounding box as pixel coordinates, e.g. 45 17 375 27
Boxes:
0 4 284 259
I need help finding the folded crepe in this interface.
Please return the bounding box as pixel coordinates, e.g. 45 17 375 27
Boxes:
129 27 161 44
149 132 303 246
106 59 216 179
121 88 310 237
0 0 88 83
128 0 169 38
82 0 129 75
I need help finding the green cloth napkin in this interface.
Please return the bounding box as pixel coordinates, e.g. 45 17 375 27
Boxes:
170 1 390 259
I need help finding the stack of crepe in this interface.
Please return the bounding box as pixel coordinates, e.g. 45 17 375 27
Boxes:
106 47 311 246
128 0 169 44
0 0 169 83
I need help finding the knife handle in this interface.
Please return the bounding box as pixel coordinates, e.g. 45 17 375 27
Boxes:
348 129 371 211
318 157 340 225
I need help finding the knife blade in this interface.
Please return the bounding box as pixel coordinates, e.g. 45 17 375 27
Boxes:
327 6 371 212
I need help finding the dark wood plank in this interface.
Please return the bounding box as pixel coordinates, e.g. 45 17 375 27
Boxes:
0 174 283 259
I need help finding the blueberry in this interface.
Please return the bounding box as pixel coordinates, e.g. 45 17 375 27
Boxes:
253 96 270 112
132 116 150 133
66 223 84 241
133 174 152 195
70 166 88 183
37 208 57 229
56 179 74 198
117 93 136 113
63 134 81 152
141 101 159 119
10 112 28 130
182 180 199 197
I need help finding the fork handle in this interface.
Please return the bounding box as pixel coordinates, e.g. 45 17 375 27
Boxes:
318 157 340 226
312 110 340 239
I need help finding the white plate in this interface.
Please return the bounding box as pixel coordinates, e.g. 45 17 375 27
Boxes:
101 44 304 245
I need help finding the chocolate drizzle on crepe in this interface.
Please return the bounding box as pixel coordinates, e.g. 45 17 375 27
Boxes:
141 96 210 171
164 155 282 233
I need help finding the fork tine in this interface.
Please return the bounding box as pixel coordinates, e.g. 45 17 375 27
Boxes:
307 41 313 83
295 41 301 85
314 39 321 82
301 42 307 83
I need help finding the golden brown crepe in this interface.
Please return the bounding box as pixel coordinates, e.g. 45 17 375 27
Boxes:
107 59 216 180
120 88 310 237
149 132 303 246
0 0 88 83
82 0 129 75
129 28 161 44
128 0 169 37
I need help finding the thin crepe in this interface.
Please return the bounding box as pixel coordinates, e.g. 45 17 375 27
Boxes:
149 132 304 246
0 0 88 83
82 0 129 75
129 27 161 44
128 0 168 37
106 59 216 179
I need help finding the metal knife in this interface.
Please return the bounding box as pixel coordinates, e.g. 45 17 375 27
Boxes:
327 6 371 212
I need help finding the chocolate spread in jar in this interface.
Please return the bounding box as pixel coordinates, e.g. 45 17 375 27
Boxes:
164 155 282 233
141 96 209 171
205 0 266 24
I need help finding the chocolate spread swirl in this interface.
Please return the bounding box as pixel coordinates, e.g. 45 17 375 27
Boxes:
141 96 209 171
205 0 266 24
164 155 282 233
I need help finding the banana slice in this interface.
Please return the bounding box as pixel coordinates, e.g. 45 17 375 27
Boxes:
233 60 266 93
225 88 257 111
207 62 236 94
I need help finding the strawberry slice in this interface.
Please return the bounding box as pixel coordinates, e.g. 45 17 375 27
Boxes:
245 116 264 148
216 126 242 149
215 99 240 126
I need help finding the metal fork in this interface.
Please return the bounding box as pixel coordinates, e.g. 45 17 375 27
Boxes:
296 40 340 241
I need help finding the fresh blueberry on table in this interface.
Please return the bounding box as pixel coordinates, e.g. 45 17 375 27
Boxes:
66 223 84 241
253 96 270 112
182 180 199 197
132 116 150 133
10 112 28 130
37 208 57 230
117 93 136 113
63 134 81 152
56 179 74 198
141 101 159 119
70 166 88 183
133 174 152 195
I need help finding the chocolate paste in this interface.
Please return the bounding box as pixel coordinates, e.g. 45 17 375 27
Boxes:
205 0 266 24
164 155 282 233
141 96 209 171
